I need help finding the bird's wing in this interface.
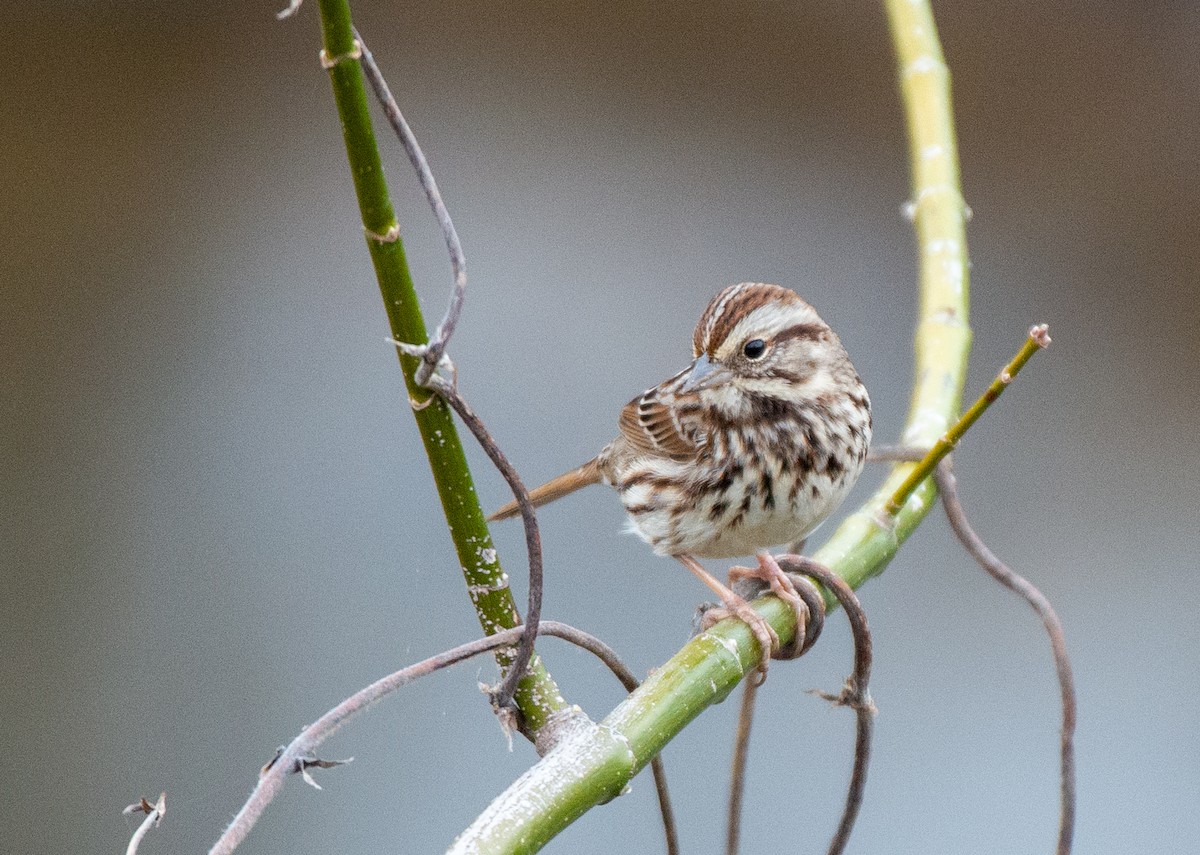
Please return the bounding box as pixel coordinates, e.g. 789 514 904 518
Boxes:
617 386 698 461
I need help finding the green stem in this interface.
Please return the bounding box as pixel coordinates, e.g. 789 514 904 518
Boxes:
885 324 1050 514
315 0 566 737
450 1 973 851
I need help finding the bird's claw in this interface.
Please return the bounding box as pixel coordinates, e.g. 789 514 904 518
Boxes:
729 552 815 661
698 598 779 677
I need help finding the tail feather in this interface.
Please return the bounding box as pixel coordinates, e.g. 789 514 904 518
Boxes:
488 458 602 521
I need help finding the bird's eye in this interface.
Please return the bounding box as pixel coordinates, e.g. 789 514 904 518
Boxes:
742 339 767 360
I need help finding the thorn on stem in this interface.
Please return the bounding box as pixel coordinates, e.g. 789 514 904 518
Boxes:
482 681 520 751
261 746 352 789
122 793 166 823
807 682 878 716
298 756 354 790
123 792 167 855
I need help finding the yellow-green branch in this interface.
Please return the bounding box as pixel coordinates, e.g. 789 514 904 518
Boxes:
448 1 974 851
885 324 1051 514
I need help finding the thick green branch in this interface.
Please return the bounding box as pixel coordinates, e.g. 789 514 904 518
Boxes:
315 0 566 737
449 1 972 851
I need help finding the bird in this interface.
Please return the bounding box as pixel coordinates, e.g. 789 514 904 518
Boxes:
491 282 871 668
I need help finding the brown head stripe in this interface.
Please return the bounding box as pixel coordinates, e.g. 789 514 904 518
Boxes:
692 283 804 356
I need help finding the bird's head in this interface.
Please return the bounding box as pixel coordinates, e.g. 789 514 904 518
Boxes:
679 282 855 415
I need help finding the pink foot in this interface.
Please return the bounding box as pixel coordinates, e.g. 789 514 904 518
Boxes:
728 552 813 660
678 554 778 673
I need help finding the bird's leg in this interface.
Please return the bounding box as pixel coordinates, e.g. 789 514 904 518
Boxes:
677 554 778 673
728 551 810 660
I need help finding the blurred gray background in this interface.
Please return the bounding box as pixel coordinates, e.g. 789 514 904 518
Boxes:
3 1 1198 852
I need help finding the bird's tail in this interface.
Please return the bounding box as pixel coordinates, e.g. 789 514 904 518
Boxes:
488 458 602 521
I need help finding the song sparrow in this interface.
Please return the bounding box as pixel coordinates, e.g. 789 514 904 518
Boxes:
492 283 871 667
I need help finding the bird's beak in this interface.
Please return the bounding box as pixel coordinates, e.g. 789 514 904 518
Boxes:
680 354 723 392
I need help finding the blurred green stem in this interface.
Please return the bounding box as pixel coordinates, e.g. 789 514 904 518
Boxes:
315 0 566 738
448 1 972 851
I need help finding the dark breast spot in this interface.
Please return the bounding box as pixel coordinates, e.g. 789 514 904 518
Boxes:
747 393 791 421
760 471 775 509
620 471 677 492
